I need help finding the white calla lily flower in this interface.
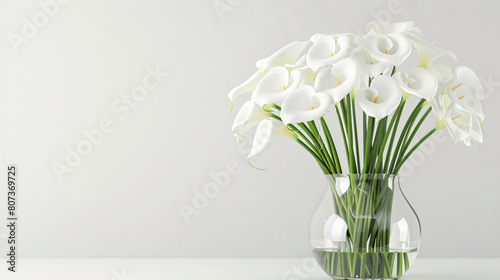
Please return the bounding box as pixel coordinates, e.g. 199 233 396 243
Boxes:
314 58 359 103
430 65 484 121
252 67 303 107
365 34 412 66
281 85 332 124
393 67 438 100
451 83 485 120
409 35 457 68
228 41 308 106
228 70 263 105
256 41 309 73
428 63 456 94
370 21 415 34
356 75 402 120
444 104 475 145
351 48 392 77
454 66 484 100
232 100 271 140
430 90 453 121
306 34 362 71
247 119 296 169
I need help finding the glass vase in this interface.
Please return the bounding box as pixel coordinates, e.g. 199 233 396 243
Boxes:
310 174 421 279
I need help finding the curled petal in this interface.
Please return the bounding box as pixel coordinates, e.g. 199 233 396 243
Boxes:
370 21 415 34
306 35 361 71
365 34 412 66
246 119 274 169
232 100 269 139
256 41 309 73
452 85 485 120
445 104 473 145
228 70 262 104
246 119 296 168
314 58 359 103
306 36 337 71
393 67 438 100
253 67 299 107
356 75 401 120
281 85 332 124
351 48 392 77
409 35 457 68
431 90 453 121
455 66 484 100
428 63 456 93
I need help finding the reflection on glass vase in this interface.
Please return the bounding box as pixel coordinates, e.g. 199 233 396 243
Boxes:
310 174 421 279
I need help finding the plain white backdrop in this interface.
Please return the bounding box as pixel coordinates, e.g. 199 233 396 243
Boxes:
0 0 499 259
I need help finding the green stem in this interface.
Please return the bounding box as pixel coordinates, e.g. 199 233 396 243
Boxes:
351 98 361 172
308 120 337 174
394 128 438 173
388 99 426 174
320 117 342 173
294 138 330 174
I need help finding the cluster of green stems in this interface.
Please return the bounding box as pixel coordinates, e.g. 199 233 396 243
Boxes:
264 72 440 278
265 75 439 178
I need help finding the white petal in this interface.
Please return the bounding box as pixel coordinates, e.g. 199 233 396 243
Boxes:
310 33 330 43
370 21 415 34
228 70 263 104
356 75 402 120
306 36 337 71
232 100 269 139
314 58 359 103
445 104 472 145
253 67 296 107
409 35 457 68
452 85 485 120
393 67 438 100
256 41 309 72
365 34 412 66
428 63 456 94
351 48 392 77
455 66 484 100
281 85 332 124
306 34 361 71
246 119 274 168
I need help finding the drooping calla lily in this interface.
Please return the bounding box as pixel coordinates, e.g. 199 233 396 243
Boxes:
314 58 359 103
280 85 332 124
409 35 457 69
430 90 453 121
231 100 271 141
227 70 263 106
356 75 402 120
351 48 392 77
444 103 482 146
365 34 412 66
246 118 297 169
252 67 303 107
451 83 485 120
454 66 484 100
256 41 309 74
306 34 362 71
370 21 415 34
393 67 438 101
428 63 456 94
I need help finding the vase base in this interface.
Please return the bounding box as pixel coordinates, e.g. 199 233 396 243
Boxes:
313 249 417 279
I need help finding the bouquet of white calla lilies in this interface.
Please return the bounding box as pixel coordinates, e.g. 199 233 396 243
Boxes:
227 21 486 279
229 20 485 173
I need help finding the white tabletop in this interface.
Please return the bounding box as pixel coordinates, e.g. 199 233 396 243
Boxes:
0 258 498 279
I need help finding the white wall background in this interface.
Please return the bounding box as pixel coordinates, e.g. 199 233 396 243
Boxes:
0 0 499 258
